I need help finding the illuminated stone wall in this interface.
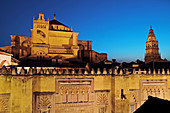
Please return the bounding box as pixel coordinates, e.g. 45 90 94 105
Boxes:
1 67 170 113
113 69 170 113
0 67 111 113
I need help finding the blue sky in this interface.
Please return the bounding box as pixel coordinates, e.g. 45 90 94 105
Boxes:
0 0 170 62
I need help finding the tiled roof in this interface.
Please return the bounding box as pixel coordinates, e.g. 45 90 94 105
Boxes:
0 49 12 56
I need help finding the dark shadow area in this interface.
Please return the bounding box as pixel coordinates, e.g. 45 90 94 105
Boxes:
135 96 170 113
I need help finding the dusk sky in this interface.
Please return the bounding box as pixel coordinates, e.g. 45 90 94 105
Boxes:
0 0 170 62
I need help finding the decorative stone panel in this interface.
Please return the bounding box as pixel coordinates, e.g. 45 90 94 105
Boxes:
34 92 55 113
0 94 10 113
95 90 110 113
129 89 139 112
56 78 94 103
55 78 95 113
140 79 167 104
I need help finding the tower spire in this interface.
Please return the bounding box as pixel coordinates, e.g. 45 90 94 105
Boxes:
54 13 56 20
150 25 152 29
145 27 162 63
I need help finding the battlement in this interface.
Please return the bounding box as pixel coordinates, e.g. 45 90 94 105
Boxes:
0 66 170 76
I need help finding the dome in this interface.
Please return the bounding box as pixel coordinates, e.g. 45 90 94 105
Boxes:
49 19 68 28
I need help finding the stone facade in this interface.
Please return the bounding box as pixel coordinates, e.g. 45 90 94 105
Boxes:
1 67 170 113
0 13 107 63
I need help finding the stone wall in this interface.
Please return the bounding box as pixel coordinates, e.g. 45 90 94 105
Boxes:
0 67 112 113
1 67 170 113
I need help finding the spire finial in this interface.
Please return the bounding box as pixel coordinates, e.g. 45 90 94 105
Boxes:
54 13 56 20
150 25 152 29
71 25 73 31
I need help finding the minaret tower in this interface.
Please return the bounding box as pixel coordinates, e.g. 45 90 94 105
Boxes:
145 26 162 63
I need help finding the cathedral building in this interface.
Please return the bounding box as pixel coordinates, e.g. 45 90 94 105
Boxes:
1 13 170 113
145 26 167 63
0 13 107 64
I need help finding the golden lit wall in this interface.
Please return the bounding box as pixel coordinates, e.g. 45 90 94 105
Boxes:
1 67 170 113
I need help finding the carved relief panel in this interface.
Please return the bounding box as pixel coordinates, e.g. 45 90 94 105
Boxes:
140 79 167 104
96 90 109 113
34 78 95 113
34 93 55 113
129 89 139 113
0 94 10 113
59 85 91 103
56 78 94 103
55 78 94 113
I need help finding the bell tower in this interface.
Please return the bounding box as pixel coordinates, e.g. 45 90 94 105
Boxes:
145 26 162 63
32 13 49 44
31 13 49 58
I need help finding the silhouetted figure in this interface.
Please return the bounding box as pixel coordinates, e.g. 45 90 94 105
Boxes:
121 89 126 99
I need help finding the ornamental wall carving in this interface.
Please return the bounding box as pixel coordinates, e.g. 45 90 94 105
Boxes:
96 90 109 113
129 89 139 104
34 78 95 113
97 93 108 105
140 79 167 104
55 78 95 113
0 94 10 113
56 78 94 103
129 79 168 112
34 92 55 113
129 89 139 111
